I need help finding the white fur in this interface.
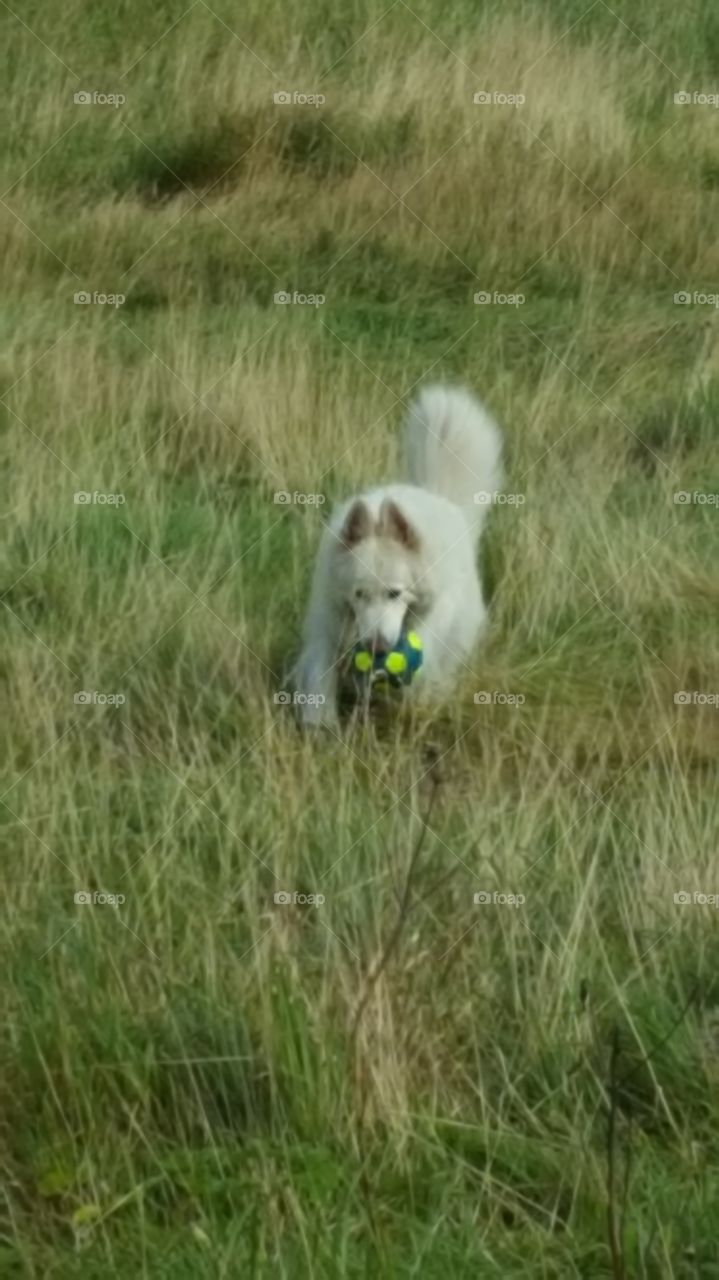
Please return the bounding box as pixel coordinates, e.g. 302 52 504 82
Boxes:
293 385 503 726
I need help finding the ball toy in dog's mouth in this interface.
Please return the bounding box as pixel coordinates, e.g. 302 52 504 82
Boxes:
352 629 423 690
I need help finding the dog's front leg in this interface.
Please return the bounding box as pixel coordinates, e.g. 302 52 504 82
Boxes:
293 603 343 729
294 645 339 727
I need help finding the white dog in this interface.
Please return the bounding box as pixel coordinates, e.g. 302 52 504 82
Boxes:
294 385 503 726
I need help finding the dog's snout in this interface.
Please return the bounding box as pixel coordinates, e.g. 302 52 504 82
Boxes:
365 631 396 653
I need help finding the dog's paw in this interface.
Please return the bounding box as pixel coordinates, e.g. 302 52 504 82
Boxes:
296 705 340 735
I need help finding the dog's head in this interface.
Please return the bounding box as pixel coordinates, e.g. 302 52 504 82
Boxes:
334 498 422 650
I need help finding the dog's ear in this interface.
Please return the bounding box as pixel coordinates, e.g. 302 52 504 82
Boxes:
378 499 421 552
339 499 372 548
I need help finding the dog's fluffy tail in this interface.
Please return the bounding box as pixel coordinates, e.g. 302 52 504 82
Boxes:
403 384 503 523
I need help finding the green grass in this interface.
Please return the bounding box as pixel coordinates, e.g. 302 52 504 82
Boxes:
2 0 719 1275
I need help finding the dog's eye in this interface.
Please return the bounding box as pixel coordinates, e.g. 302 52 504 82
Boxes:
354 588 366 601
387 588 401 600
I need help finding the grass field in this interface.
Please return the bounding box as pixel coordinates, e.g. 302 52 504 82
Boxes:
2 0 719 1274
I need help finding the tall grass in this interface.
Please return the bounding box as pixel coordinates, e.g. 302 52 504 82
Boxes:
2 1 719 1275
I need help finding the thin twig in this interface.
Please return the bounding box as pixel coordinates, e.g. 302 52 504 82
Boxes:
350 769 441 1047
604 984 698 1277
606 1026 625 1280
350 767 441 1262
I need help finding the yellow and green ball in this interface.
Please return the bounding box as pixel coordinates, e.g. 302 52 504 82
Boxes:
352 630 424 689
